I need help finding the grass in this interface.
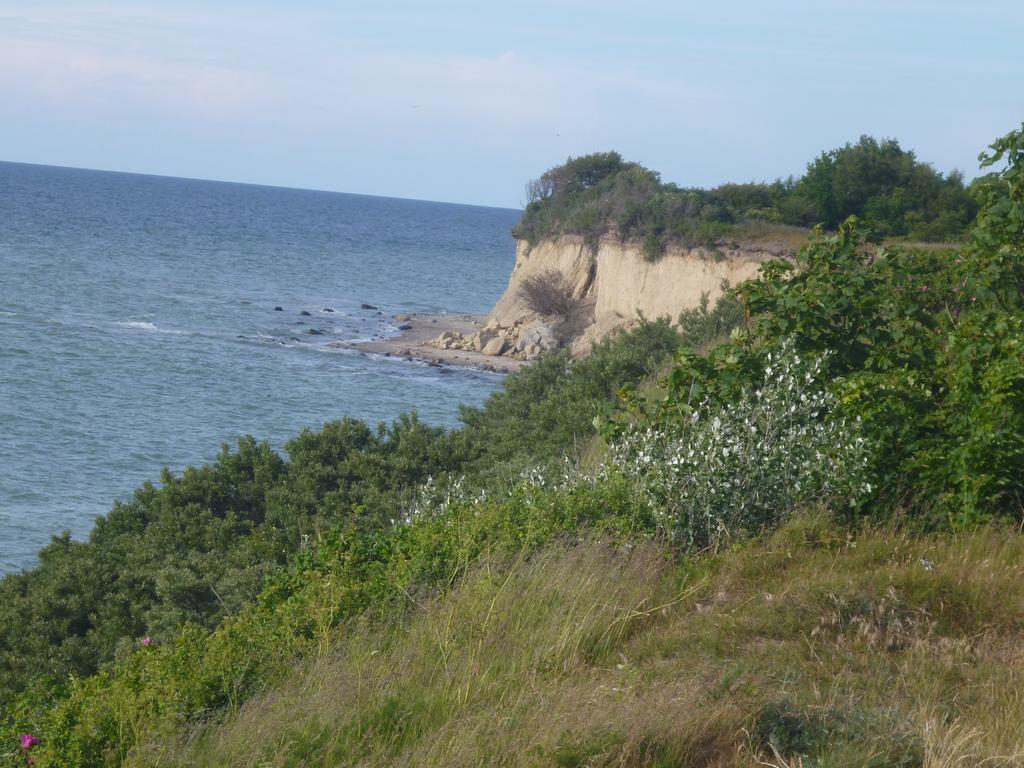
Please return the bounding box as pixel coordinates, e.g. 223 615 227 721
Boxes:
716 220 962 255
133 514 1024 767
719 222 812 252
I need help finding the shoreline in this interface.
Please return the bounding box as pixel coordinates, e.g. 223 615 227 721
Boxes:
331 313 526 374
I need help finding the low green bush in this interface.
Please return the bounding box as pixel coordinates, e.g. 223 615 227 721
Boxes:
612 342 872 549
457 318 682 473
676 286 744 349
514 137 978 254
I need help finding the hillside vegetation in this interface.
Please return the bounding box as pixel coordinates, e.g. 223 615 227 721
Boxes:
158 520 1024 767
513 137 980 258
1 124 1023 767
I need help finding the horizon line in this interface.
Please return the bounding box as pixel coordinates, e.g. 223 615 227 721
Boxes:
0 158 524 213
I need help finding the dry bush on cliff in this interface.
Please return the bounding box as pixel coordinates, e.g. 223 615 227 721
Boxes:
518 269 578 317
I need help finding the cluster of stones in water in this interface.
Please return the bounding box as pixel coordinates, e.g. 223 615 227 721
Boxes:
270 304 363 338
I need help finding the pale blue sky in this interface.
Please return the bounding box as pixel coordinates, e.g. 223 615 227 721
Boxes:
1 1 1021 207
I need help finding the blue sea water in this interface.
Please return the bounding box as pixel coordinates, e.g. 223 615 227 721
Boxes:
0 162 520 573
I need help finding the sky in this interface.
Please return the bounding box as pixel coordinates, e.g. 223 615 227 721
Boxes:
1 1 1021 208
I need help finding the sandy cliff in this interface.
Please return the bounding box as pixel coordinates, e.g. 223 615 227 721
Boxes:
434 235 791 360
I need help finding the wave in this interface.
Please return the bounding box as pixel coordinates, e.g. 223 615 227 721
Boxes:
115 319 393 350
115 321 191 335
117 321 158 331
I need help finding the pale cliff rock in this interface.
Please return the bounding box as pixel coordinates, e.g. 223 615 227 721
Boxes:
434 235 791 361
488 237 598 326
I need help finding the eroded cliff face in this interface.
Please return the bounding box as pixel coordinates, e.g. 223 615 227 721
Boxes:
434 235 790 360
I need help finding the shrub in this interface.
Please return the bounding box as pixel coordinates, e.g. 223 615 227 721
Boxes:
458 319 683 473
517 269 578 317
513 140 977 252
611 342 872 549
794 136 977 237
0 415 462 705
676 286 745 349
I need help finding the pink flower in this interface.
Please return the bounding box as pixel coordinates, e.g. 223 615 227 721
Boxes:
19 734 38 750
141 636 152 647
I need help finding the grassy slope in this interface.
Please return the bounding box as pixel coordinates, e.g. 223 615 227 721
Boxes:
143 516 1024 767
6 128 1021 768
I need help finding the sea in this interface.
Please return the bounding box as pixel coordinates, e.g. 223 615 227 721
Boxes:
0 161 520 574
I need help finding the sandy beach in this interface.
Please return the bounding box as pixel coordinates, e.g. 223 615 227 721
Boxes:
331 313 526 374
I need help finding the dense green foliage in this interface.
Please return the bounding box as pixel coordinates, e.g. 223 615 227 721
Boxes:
674 286 744 349
0 417 462 702
790 136 978 238
513 137 979 256
1 124 1022 766
457 319 682 471
612 125 1024 522
613 344 872 548
6 476 643 767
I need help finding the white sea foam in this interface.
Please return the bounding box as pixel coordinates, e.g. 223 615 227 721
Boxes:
117 321 158 331
116 321 189 335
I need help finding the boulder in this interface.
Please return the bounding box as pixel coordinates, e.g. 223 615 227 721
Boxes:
397 323 413 331
274 306 284 312
472 328 498 352
361 303 378 310
433 331 463 349
519 320 559 352
481 336 508 356
300 310 312 316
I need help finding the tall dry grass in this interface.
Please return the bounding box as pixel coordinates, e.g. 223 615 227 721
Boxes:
137 517 1024 767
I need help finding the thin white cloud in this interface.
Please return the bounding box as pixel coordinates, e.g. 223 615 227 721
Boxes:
0 33 282 120
0 3 707 143
0 0 1017 204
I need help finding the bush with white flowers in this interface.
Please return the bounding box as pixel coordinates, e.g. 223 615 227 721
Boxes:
611 341 872 549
